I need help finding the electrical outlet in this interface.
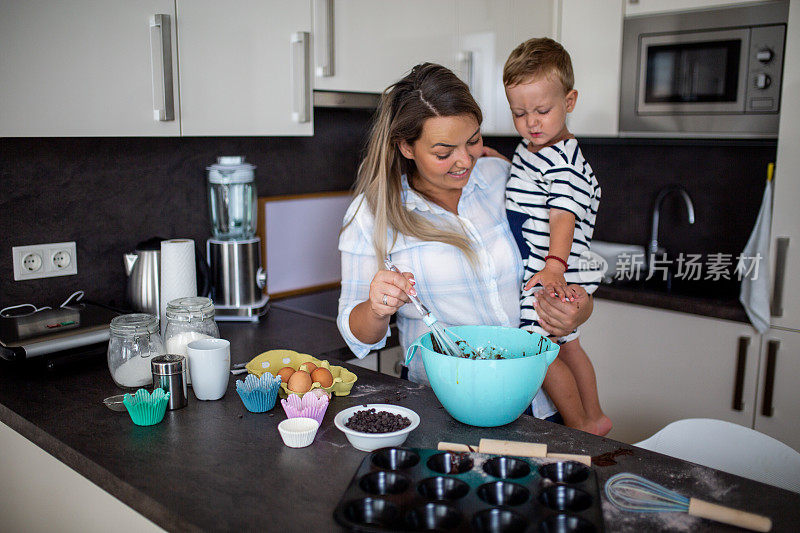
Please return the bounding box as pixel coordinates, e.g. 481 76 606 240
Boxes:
13 242 78 280
22 252 43 272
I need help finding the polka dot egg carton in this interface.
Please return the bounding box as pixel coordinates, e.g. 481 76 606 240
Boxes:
245 349 357 398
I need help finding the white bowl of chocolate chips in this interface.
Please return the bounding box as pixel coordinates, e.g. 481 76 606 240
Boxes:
334 404 420 452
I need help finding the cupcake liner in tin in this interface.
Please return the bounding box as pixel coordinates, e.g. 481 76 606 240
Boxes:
277 417 319 448
122 388 170 426
235 373 281 413
281 392 330 425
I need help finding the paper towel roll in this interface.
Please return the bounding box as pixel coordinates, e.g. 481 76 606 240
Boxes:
160 239 197 335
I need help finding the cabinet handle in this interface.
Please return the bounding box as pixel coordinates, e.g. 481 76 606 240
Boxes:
149 14 175 122
761 340 778 417
458 50 474 91
771 237 789 317
313 0 334 77
731 336 749 411
291 32 311 123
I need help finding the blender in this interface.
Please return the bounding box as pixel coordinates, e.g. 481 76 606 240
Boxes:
206 156 269 321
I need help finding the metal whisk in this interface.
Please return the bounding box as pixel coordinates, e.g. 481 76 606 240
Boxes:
383 258 471 358
605 473 772 532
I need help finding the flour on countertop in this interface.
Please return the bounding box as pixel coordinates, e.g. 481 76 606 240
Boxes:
602 497 697 531
345 384 383 398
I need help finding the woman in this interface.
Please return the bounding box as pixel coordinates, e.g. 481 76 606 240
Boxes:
337 63 592 421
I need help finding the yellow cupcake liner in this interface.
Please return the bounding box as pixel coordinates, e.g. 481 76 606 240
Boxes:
245 349 357 398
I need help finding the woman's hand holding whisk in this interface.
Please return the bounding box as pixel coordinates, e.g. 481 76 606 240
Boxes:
369 268 416 318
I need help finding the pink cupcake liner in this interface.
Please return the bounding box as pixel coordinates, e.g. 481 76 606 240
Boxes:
281 392 330 425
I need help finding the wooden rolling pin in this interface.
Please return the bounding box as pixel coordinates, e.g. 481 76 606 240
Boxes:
479 439 547 457
438 440 591 466
438 442 479 452
438 441 546 456
545 452 592 466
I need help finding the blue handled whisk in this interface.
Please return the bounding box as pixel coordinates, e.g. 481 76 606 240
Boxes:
605 473 771 532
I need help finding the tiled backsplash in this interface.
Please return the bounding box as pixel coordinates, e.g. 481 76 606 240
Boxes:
0 108 776 309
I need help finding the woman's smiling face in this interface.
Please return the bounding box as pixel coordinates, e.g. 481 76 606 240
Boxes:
399 114 483 205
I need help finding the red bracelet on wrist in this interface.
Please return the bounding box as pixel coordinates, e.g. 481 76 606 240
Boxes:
544 255 568 270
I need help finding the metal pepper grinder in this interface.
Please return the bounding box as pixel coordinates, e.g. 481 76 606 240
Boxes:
151 354 188 410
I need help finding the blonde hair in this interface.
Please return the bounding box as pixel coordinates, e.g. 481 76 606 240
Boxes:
347 63 482 265
503 37 574 92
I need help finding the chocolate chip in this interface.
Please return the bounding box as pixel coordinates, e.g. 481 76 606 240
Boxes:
345 408 411 433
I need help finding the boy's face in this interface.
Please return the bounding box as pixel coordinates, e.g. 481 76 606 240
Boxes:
505 75 577 152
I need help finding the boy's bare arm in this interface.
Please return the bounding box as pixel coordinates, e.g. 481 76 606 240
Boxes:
524 208 576 300
547 209 575 264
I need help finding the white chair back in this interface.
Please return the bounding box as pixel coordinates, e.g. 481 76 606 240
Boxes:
636 418 800 493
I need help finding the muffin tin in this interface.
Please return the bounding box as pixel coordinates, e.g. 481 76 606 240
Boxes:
333 447 604 532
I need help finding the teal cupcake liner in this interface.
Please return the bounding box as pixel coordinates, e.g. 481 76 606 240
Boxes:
123 388 170 426
235 373 281 413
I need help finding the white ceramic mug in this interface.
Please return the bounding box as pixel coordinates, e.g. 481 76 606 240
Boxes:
186 338 230 400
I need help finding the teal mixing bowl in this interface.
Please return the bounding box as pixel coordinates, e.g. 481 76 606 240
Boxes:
406 325 559 427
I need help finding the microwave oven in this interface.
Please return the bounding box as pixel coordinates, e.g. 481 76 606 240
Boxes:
619 0 788 137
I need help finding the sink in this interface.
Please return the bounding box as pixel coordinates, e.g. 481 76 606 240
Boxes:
589 241 646 284
590 241 740 300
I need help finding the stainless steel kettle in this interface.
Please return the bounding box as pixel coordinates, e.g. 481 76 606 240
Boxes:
124 242 161 315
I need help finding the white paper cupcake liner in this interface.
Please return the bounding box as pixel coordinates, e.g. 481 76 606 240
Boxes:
277 417 319 448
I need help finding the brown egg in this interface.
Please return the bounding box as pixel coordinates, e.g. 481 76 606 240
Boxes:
287 370 313 393
277 366 295 384
311 367 334 388
299 362 317 374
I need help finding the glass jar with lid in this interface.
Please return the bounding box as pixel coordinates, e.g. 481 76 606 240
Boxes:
108 314 165 389
163 296 220 385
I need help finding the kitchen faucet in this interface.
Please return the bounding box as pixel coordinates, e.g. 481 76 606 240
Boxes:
648 186 695 268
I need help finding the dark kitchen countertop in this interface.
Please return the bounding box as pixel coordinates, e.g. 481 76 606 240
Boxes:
271 289 342 322
1 303 795 531
271 289 400 350
272 283 749 327
594 284 749 323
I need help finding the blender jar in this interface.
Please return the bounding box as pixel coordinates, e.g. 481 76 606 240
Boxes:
108 314 165 389
207 156 257 240
163 296 220 385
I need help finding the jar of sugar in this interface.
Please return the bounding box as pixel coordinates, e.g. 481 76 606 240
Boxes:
163 297 219 385
108 314 165 388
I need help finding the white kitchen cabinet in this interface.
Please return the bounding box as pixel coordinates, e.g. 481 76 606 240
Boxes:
556 0 625 136
456 0 555 135
312 0 458 94
581 300 761 444
769 0 800 331
624 0 769 17
176 0 313 136
0 0 180 137
754 329 800 451
0 422 164 532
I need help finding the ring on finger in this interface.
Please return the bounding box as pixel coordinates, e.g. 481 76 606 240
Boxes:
382 294 388 306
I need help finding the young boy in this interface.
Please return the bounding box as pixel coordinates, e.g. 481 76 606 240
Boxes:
503 38 611 436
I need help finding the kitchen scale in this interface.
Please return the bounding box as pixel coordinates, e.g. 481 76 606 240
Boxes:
0 302 119 364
